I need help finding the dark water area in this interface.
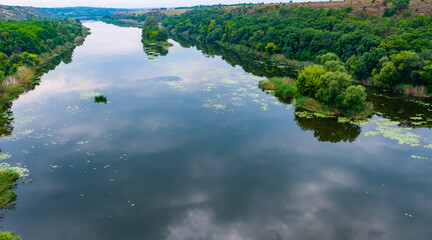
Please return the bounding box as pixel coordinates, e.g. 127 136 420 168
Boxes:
1 21 432 240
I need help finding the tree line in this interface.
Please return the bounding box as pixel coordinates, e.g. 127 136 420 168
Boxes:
0 18 84 83
162 2 432 93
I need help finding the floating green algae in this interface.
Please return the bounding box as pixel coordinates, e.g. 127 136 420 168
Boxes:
77 140 89 145
295 111 335 119
364 119 423 146
0 163 29 177
223 80 238 85
165 81 187 92
201 100 227 112
18 129 34 136
17 116 37 124
0 153 12 161
80 91 103 100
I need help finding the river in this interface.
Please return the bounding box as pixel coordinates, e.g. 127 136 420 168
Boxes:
1 21 432 240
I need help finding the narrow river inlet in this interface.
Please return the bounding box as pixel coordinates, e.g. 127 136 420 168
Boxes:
1 21 432 240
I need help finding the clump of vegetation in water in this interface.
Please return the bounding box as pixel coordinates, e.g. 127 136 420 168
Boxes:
260 53 373 119
94 95 107 104
0 232 21 240
0 169 20 209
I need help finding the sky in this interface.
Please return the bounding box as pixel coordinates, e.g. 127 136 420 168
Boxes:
0 0 298 9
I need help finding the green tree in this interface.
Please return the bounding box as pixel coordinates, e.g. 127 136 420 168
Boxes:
316 71 353 106
144 16 159 27
296 65 326 97
354 47 386 80
316 52 340 65
420 60 432 84
264 42 278 55
324 60 346 72
374 62 397 89
342 85 366 112
391 51 421 84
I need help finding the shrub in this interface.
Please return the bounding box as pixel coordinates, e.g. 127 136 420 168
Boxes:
296 65 326 97
0 232 21 240
341 85 367 112
315 71 353 106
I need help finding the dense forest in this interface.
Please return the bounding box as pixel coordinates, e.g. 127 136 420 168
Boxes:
162 2 432 93
0 19 88 136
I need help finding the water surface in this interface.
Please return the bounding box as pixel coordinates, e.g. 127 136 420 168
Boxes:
1 21 432 240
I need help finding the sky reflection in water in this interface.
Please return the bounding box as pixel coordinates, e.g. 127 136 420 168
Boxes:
1 21 432 240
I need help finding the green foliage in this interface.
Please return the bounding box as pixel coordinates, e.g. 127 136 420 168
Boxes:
383 0 410 17
0 19 83 78
142 26 169 42
316 52 340 64
274 81 297 99
391 51 421 84
144 16 159 27
342 85 367 111
142 17 169 43
296 65 326 96
354 47 386 79
0 169 19 208
0 232 21 240
324 60 346 72
264 42 278 55
0 19 87 136
162 4 432 90
374 61 398 89
420 60 432 84
316 71 353 106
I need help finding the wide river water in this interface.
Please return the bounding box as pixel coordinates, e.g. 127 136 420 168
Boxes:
1 21 432 240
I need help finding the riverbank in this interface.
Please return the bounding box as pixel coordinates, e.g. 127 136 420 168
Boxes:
0 27 89 105
0 26 90 137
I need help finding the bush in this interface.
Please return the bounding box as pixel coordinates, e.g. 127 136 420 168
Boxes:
0 232 21 240
315 71 353 106
373 61 397 89
296 65 326 97
342 85 367 112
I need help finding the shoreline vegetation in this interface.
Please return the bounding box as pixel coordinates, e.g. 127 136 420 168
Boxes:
141 16 172 46
0 19 90 136
163 0 432 118
141 16 173 59
0 18 89 239
0 169 21 240
102 0 432 118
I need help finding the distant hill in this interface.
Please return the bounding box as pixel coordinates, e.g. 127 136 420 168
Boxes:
41 7 139 20
0 4 53 20
0 5 140 21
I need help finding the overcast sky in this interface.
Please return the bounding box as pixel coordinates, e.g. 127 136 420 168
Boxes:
0 0 298 9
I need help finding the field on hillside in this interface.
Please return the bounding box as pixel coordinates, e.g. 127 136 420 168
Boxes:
108 0 432 26
0 5 52 20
